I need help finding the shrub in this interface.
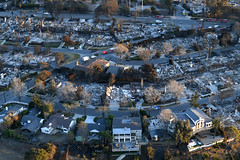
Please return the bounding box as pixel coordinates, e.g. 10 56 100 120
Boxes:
202 153 210 158
143 8 152 15
37 70 51 82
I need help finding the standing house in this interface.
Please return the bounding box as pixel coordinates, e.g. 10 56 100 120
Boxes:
41 113 76 134
75 118 106 142
0 105 25 123
21 108 43 133
175 108 212 134
112 117 142 152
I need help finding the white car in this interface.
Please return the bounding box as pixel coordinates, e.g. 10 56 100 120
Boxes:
91 55 96 59
68 46 74 50
82 56 90 62
43 12 50 15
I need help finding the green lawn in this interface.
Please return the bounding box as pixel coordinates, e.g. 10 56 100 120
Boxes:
83 45 112 50
4 41 21 46
63 53 81 64
43 42 61 48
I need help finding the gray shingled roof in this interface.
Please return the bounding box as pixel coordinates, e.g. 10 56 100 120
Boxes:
43 113 74 129
87 118 106 132
21 117 43 133
28 108 41 116
112 117 142 130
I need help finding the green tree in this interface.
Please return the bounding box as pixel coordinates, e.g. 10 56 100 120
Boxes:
98 130 112 145
189 91 200 108
212 118 223 138
25 148 49 160
175 120 193 146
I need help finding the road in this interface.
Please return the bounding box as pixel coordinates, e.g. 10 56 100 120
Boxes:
0 5 231 31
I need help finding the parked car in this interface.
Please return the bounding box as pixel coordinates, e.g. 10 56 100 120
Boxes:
102 51 108 54
82 56 90 62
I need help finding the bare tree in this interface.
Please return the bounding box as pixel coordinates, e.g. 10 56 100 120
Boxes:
144 86 161 107
159 109 175 135
114 43 129 63
137 47 151 63
57 81 76 103
95 0 118 17
80 90 92 115
78 121 89 145
167 80 185 103
11 78 26 101
203 33 219 60
224 77 233 89
162 42 173 55
233 22 240 39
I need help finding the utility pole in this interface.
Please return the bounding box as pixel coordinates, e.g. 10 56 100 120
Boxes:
142 0 143 15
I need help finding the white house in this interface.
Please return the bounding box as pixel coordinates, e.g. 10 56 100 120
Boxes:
175 108 212 134
41 113 76 134
112 117 142 152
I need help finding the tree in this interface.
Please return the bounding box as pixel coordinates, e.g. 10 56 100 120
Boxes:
67 0 76 19
34 45 41 55
212 118 223 138
175 120 193 146
42 143 57 160
167 80 185 103
80 90 92 115
78 121 89 145
55 52 65 65
203 33 219 60
137 47 151 63
114 43 129 63
44 0 63 19
159 109 175 135
25 148 49 160
35 79 45 93
11 78 26 101
48 78 57 94
42 101 54 113
76 86 83 100
162 42 173 55
98 130 112 145
108 73 116 87
147 146 155 160
189 91 200 108
233 22 240 39
57 81 76 103
95 0 119 17
37 70 51 82
144 86 161 107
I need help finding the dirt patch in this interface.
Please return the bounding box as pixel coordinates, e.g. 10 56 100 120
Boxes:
0 137 34 160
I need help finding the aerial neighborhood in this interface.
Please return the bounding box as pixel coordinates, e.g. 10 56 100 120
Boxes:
0 0 240 159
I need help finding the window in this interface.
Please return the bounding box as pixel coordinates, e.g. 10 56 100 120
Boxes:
120 134 124 137
131 133 136 136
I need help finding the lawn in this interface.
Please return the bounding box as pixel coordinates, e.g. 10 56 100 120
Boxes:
42 42 61 48
4 41 21 46
83 45 112 50
0 137 34 160
63 53 81 64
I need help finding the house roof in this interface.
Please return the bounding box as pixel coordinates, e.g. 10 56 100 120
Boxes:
87 118 106 132
21 117 43 133
186 108 211 122
176 108 211 125
28 108 41 116
112 117 142 130
106 66 121 75
0 105 23 119
43 113 74 129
